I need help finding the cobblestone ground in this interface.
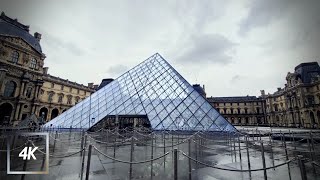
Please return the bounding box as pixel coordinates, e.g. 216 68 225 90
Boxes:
0 129 319 180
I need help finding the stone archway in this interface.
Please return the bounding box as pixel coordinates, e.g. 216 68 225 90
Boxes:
51 108 59 120
39 107 48 122
0 103 13 126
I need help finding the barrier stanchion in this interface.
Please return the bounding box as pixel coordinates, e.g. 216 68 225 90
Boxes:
245 136 251 178
129 137 134 180
85 144 93 180
53 131 58 152
80 130 84 156
80 135 87 180
21 141 30 180
298 155 307 180
151 135 154 179
260 142 267 180
238 135 242 162
163 134 166 170
309 131 316 175
174 148 178 180
283 134 292 180
188 139 192 180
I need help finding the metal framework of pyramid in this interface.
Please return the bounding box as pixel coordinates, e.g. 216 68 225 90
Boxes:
44 53 236 132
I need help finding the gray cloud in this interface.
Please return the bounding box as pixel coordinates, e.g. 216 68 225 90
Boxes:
176 34 236 65
106 64 128 76
238 0 293 36
41 31 85 57
230 75 241 83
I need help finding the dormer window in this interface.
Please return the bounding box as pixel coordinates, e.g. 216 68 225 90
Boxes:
11 51 19 63
30 57 37 69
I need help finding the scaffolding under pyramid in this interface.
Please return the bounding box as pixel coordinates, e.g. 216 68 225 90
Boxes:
44 53 236 132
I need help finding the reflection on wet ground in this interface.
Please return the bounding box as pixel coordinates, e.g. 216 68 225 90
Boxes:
0 129 319 180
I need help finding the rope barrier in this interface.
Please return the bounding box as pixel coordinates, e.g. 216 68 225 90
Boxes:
94 145 170 164
49 134 83 143
312 161 320 167
29 140 84 158
180 150 296 172
0 141 28 152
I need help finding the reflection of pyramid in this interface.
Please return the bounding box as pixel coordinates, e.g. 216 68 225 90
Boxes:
44 53 236 132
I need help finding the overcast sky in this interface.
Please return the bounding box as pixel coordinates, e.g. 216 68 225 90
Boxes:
1 0 319 97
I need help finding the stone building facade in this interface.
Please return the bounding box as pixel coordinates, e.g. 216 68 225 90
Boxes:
264 62 320 128
207 96 267 126
0 12 94 126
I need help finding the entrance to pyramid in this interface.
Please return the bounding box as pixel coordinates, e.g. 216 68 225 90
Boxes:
89 115 151 131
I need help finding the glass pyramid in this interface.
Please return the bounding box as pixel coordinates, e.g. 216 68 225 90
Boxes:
43 53 236 132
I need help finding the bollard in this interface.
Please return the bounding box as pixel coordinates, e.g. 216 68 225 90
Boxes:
80 130 84 156
129 137 134 179
174 148 178 180
151 136 154 178
113 139 116 159
85 145 93 180
11 135 16 149
188 139 192 180
233 135 237 161
53 131 58 153
309 131 316 175
260 142 267 180
80 135 87 180
21 141 30 180
245 136 251 178
163 135 166 170
195 135 198 169
283 136 292 180
238 135 242 162
41 153 46 170
298 156 307 180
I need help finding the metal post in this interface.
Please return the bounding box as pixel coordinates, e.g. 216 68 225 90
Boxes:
113 138 116 159
309 131 316 175
298 155 307 180
41 153 46 170
233 134 237 161
238 135 242 161
53 131 58 152
80 130 84 156
85 144 93 180
151 136 154 178
174 148 178 180
163 134 166 170
129 137 134 179
188 139 192 180
260 142 267 180
283 135 292 180
21 141 30 180
80 135 87 180
245 136 251 178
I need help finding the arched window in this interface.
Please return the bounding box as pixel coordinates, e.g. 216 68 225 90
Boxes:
48 92 54 103
67 95 72 104
11 51 19 63
4 81 16 97
30 57 37 69
25 87 33 98
58 95 63 103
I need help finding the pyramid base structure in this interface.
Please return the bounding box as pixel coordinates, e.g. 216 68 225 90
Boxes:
43 53 237 132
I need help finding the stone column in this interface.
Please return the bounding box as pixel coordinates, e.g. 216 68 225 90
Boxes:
14 103 21 120
20 81 26 97
0 67 8 94
34 86 39 99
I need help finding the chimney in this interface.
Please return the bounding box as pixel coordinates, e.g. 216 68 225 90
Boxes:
34 32 42 42
277 87 281 91
260 90 265 96
43 67 49 75
88 83 94 88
